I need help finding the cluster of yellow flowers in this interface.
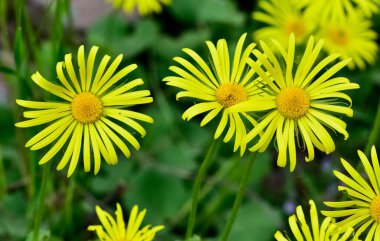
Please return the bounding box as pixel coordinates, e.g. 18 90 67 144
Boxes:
253 0 378 70
13 0 380 240
165 33 359 172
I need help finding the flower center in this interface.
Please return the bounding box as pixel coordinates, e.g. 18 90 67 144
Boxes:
370 195 380 223
215 84 248 108
329 28 349 46
71 92 103 124
285 19 306 39
276 87 310 119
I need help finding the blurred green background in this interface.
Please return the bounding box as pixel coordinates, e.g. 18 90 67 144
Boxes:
0 0 379 240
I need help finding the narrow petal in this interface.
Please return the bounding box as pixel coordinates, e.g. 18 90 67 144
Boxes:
182 102 219 121
31 72 72 101
67 123 83 177
64 53 82 92
38 121 76 165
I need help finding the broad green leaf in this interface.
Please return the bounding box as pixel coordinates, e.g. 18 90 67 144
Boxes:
225 200 283 241
125 168 188 224
157 30 210 60
197 0 245 26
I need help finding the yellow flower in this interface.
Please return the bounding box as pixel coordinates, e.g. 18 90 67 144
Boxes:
322 146 380 240
293 0 379 21
275 200 354 241
163 33 267 154
108 0 171 16
253 0 315 47
317 9 378 70
230 34 359 171
15 46 153 177
88 203 164 241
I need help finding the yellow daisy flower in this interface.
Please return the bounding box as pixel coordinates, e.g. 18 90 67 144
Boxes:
317 9 378 70
88 203 164 241
108 0 171 16
230 34 359 171
253 0 315 47
15 45 153 177
163 33 268 154
322 146 380 240
275 200 354 241
293 0 379 21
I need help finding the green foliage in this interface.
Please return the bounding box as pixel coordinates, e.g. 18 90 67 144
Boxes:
227 200 283 241
169 0 244 26
126 168 188 224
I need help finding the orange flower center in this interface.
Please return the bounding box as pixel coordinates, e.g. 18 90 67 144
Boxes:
276 87 310 119
215 84 248 108
370 195 380 223
329 28 349 46
71 92 103 124
285 19 306 39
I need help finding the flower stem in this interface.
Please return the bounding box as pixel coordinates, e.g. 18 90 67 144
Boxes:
220 152 257 241
170 157 237 227
62 172 76 235
365 99 380 156
186 140 218 239
32 163 50 241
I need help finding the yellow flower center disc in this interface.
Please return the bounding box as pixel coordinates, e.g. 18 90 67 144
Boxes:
285 19 306 39
329 28 349 46
370 195 380 223
71 92 103 124
216 83 248 108
276 87 310 119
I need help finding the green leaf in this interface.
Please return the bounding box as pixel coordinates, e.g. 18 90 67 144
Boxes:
225 200 283 241
0 66 15 75
13 27 26 71
90 160 134 194
122 19 160 58
197 0 245 26
25 229 50 241
157 141 196 171
0 192 28 239
0 105 15 144
35 41 56 82
88 15 159 58
250 152 271 189
126 168 188 224
157 30 211 60
169 0 202 23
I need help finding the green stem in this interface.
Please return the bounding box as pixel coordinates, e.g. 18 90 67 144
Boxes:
0 146 6 199
170 157 237 226
186 140 218 239
220 152 257 241
32 163 50 241
365 99 380 156
62 173 76 235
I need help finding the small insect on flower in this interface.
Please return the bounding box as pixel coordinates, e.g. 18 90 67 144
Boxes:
230 34 359 171
317 8 378 70
107 0 171 16
163 33 268 155
15 45 153 177
275 200 354 241
88 203 164 241
253 0 316 47
322 146 380 241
